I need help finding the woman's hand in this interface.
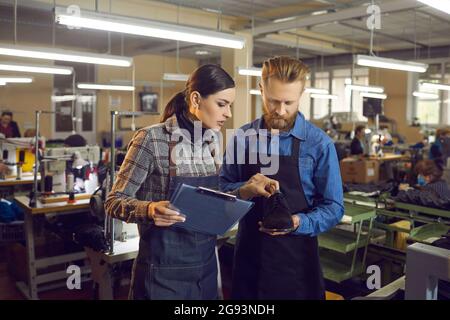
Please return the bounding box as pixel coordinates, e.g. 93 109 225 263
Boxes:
148 201 186 227
238 173 279 200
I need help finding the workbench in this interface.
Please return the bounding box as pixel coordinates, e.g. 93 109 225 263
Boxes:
0 173 40 199
13 195 91 300
85 228 238 300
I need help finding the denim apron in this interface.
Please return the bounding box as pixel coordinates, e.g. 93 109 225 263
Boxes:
129 137 219 300
231 137 325 299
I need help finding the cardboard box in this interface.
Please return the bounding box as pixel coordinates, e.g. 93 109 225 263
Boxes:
340 158 379 184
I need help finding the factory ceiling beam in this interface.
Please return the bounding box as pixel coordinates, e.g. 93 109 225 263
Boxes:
284 28 386 52
251 0 424 36
256 33 348 56
338 21 430 49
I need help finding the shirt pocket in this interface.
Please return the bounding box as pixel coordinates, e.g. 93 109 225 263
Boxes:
298 157 313 180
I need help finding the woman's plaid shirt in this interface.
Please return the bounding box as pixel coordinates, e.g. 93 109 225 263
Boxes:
105 115 220 224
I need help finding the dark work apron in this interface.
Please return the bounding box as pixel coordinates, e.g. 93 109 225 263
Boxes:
231 136 325 300
130 138 219 300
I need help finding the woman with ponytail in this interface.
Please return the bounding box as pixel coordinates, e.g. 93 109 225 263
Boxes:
105 64 278 300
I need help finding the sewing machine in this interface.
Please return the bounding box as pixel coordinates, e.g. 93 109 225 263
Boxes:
0 137 35 179
41 145 101 195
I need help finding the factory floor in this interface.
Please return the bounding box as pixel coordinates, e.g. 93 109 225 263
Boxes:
0 243 366 300
0 261 130 300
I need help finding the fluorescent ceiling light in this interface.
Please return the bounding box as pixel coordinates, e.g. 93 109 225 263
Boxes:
249 89 261 95
0 44 132 67
0 76 33 83
273 16 297 23
355 54 428 73
203 8 222 14
347 84 384 93
0 81 5 86
421 82 450 91
310 93 338 100
360 92 387 100
55 6 245 49
311 10 328 16
77 83 135 91
195 50 210 55
417 0 450 15
51 95 77 102
162 73 189 82
412 91 439 99
0 62 73 75
304 87 328 94
238 67 262 77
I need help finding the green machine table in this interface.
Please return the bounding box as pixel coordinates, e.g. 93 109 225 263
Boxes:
376 201 450 247
319 203 376 283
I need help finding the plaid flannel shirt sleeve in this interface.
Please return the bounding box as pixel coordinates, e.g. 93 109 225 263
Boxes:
105 129 155 224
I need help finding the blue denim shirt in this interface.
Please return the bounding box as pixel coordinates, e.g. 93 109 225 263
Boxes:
219 112 344 236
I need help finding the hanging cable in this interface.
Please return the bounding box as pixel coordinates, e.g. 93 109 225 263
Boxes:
14 0 17 44
52 0 56 47
369 0 375 56
108 0 112 54
413 8 417 60
72 71 77 134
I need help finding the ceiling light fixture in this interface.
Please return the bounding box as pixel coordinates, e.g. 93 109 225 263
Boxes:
421 82 450 91
355 54 428 73
162 73 189 82
238 67 262 77
0 62 73 75
55 6 245 49
346 84 384 93
0 44 132 67
360 92 387 100
0 76 33 83
249 89 261 95
412 91 439 99
417 0 450 15
51 95 78 102
77 83 135 91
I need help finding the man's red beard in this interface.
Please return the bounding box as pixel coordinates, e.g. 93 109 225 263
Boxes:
263 111 297 131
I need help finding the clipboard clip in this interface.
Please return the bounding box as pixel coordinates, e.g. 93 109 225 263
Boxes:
196 186 237 202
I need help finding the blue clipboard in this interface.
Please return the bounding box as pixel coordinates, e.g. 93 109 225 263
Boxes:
169 183 254 236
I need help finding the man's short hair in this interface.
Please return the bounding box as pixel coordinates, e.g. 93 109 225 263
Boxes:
261 56 310 86
1 111 13 117
355 125 366 135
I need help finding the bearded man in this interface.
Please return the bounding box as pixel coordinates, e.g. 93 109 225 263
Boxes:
219 56 344 300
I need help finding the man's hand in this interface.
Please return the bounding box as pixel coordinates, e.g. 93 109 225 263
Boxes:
258 215 300 236
238 173 279 200
148 201 186 227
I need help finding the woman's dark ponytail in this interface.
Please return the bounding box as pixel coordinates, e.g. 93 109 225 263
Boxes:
160 64 235 123
160 90 187 122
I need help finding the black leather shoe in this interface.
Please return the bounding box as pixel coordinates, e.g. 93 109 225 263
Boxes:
261 190 294 232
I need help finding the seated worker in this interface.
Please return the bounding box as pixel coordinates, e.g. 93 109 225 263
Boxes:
415 159 450 199
64 134 87 147
23 128 37 138
350 125 366 155
430 127 450 169
0 111 21 138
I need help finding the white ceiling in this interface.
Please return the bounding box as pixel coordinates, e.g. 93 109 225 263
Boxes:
0 0 449 65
